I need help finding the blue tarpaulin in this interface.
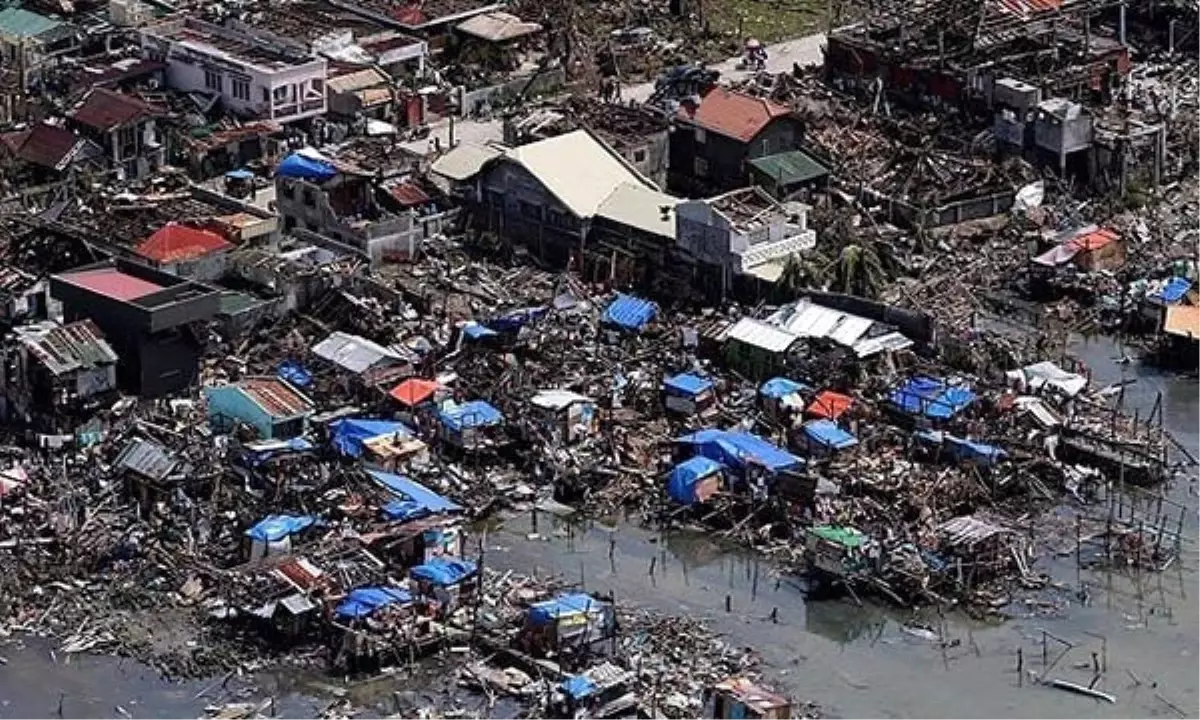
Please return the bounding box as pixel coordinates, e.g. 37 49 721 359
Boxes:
276 152 337 182
760 377 807 399
914 430 1007 466
488 306 548 333
561 674 599 700
676 429 803 473
330 418 413 457
225 168 255 180
277 360 312 388
367 469 462 521
245 514 316 542
663 373 713 396
803 420 858 450
462 322 499 340
334 586 412 618
242 437 314 467
602 294 657 330
890 376 975 419
667 455 724 504
438 400 504 431
1152 277 1192 304
528 593 605 625
409 557 477 586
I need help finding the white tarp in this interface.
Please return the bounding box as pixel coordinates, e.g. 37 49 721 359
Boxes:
1006 361 1087 397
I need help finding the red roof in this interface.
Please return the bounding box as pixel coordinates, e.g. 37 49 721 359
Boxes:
391 4 426 25
390 377 440 406
0 123 82 170
1066 227 1119 252
72 88 163 132
60 267 164 301
135 223 234 264
678 88 793 142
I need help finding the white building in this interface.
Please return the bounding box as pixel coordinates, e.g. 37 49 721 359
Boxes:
140 18 327 124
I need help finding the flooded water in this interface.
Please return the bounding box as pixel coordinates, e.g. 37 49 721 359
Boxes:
1 337 1195 718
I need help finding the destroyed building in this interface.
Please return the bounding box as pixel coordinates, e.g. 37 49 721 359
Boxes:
68 87 166 180
0 6 81 89
140 17 329 124
49 259 221 396
0 319 118 429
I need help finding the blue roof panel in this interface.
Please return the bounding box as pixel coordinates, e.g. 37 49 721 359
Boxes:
409 557 478 586
528 593 607 625
667 455 724 504
245 514 316 542
760 377 808 399
602 293 657 330
802 419 858 450
368 469 462 520
334 586 412 618
437 400 504 431
676 429 803 473
1153 277 1193 304
663 373 713 396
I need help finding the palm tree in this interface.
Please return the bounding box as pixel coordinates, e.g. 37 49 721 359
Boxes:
831 242 888 298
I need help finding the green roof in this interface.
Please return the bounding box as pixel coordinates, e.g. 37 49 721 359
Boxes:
0 6 64 37
747 149 829 187
808 525 866 548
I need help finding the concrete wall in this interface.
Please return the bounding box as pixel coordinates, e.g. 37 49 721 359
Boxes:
457 67 566 115
206 384 271 437
479 160 583 268
159 249 229 283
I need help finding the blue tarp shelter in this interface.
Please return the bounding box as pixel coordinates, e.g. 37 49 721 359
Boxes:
528 593 605 625
437 400 504 431
334 586 412 619
277 360 312 388
602 294 657 331
276 152 337 182
561 674 598 700
914 430 1007 466
667 455 724 504
676 429 803 473
242 437 314 467
663 373 713 397
409 557 478 586
802 420 858 451
367 469 462 521
760 377 808 399
330 418 413 457
889 376 976 419
245 514 316 542
1151 277 1193 304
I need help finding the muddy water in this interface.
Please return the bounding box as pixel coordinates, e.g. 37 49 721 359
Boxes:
1 337 1195 718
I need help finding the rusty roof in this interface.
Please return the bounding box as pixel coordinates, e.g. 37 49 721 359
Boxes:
1 123 83 170
16 320 118 376
135 223 234 264
389 181 431 207
72 88 164 132
678 88 793 142
237 377 315 419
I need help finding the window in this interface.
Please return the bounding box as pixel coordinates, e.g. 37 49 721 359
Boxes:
302 188 315 207
231 78 250 101
309 78 324 94
273 86 289 103
204 69 223 92
118 125 136 148
760 138 771 156
284 216 296 231
694 127 706 143
262 87 269 103
633 148 646 163
694 157 708 177
519 200 542 220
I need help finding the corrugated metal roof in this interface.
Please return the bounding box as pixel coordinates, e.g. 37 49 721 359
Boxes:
0 7 64 37
724 317 799 353
1164 304 1200 339
388 181 431 207
327 67 390 94
602 293 657 330
530 389 592 410
16 320 118 376
312 331 407 374
72 88 162 132
677 88 792 142
938 515 1011 546
237 377 315 418
136 223 233 263
1 123 83 170
456 11 542 42
747 149 829 186
115 437 178 481
774 300 875 348
1066 226 1119 252
503 130 650 219
431 142 503 181
595 182 680 240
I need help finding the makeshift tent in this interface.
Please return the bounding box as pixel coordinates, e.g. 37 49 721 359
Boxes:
802 420 858 451
1150 277 1193 305
602 294 657 331
488 306 548 332
528 593 607 625
890 376 975 419
759 377 807 399
666 455 724 504
334 586 412 618
807 390 853 419
368 469 462 521
663 373 713 396
409 557 478 586
244 514 317 560
524 593 615 652
676 429 803 473
241 437 314 467
389 378 440 406
914 430 1007 467
277 360 312 388
561 674 599 700
276 151 337 182
1005 361 1087 398
330 418 413 457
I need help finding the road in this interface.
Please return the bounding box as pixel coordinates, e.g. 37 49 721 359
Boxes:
398 32 827 156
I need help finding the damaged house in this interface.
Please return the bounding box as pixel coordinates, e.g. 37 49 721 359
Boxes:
68 87 166 181
0 319 118 429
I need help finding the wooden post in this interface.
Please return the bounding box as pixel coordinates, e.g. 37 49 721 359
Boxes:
1017 648 1024 687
